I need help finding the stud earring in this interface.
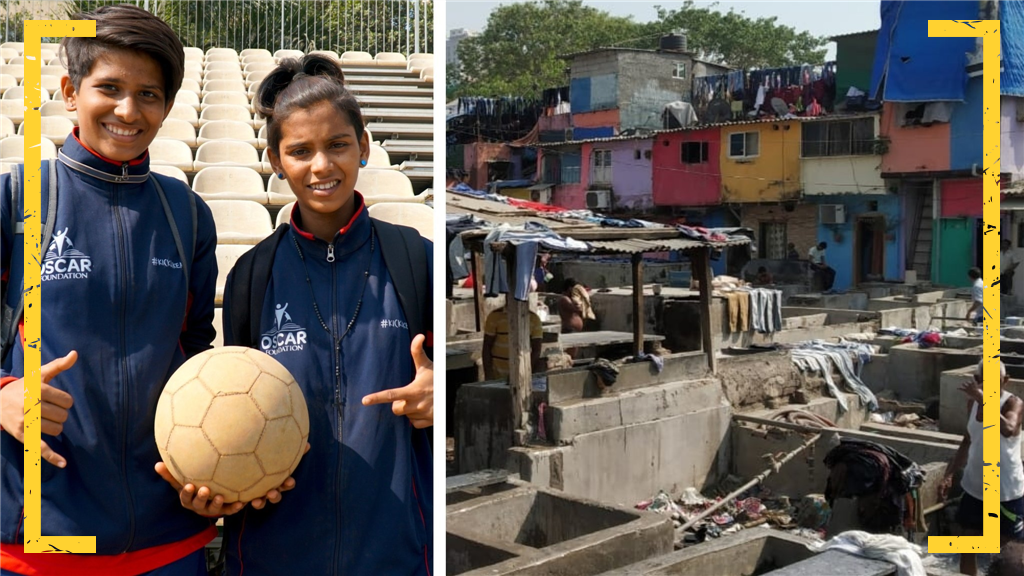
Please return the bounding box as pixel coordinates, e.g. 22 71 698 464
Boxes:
277 173 285 179
359 159 367 167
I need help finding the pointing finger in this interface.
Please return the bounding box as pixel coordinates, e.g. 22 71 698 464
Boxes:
362 385 414 406
40 440 65 468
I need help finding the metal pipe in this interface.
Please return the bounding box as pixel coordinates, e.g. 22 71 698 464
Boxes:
679 434 821 533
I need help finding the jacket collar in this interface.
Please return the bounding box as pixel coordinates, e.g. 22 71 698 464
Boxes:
57 128 151 184
289 192 372 257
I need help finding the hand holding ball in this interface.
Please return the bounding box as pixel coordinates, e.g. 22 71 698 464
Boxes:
155 347 309 504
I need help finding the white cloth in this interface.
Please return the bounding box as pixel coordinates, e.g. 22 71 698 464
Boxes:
808 246 826 265
811 531 925 576
971 277 984 304
962 390 1024 500
1003 251 1019 275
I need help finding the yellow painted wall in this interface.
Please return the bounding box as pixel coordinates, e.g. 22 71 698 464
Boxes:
720 120 801 203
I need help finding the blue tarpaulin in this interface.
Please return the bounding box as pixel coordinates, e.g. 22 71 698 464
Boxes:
869 0 978 101
1004 0 1024 96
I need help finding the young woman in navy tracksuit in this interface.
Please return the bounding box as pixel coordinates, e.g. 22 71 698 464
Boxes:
219 55 434 575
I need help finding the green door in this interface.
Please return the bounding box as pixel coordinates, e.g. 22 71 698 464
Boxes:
936 218 973 286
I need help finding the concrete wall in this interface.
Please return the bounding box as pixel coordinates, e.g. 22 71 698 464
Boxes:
720 120 801 202
558 261 687 290
652 127 722 206
614 51 692 132
1003 96 1024 180
609 139 653 210
465 142 512 191
885 343 981 400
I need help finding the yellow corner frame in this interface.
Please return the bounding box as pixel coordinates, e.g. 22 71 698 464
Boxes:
22 20 96 554
925 19 1001 555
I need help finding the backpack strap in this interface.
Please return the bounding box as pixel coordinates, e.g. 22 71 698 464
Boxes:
371 218 431 359
227 224 289 349
2 160 57 353
152 176 191 290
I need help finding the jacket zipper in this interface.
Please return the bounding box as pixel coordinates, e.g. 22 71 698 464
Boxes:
114 185 136 552
329 240 342 576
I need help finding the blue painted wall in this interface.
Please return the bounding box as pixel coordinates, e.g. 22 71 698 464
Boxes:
809 195 904 291
950 75 984 171
570 78 592 113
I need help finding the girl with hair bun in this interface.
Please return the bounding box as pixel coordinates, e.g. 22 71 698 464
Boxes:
216 54 434 575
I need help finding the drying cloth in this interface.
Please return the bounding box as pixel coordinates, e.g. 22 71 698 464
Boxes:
869 0 978 102
571 284 596 321
789 340 879 411
588 358 620 386
483 223 591 301
745 288 781 334
1004 0 1024 97
448 233 470 280
726 292 749 332
663 101 698 128
633 353 664 374
824 439 925 534
811 531 925 576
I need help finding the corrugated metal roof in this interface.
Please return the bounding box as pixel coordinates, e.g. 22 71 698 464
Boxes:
588 236 750 254
830 29 879 40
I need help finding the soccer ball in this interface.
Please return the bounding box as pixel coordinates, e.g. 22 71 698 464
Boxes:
154 346 310 503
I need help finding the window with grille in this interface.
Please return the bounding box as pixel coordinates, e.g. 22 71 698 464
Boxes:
591 149 612 184
759 222 788 259
728 132 759 158
801 117 875 157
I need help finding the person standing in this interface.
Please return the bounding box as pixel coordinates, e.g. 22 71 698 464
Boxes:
808 241 836 291
1003 239 1019 297
966 267 985 324
939 360 1024 575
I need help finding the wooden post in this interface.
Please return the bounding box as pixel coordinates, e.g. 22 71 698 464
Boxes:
500 244 532 446
694 249 717 374
471 249 486 332
631 253 644 357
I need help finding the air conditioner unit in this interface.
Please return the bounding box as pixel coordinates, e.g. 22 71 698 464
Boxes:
586 190 612 210
819 204 846 225
564 128 574 141
531 189 553 204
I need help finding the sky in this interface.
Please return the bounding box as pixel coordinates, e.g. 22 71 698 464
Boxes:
445 1 882 60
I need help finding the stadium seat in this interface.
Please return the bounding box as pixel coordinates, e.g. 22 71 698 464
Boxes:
0 42 23 52
0 136 57 161
38 75 62 93
40 65 66 77
3 86 50 101
257 124 268 149
0 48 18 61
149 138 195 172
367 202 434 241
201 80 246 96
19 116 74 145
244 61 276 74
367 144 391 168
5 56 23 65
215 244 250 305
354 168 415 204
197 120 258 147
192 167 268 204
175 89 201 111
204 61 242 73
341 51 373 65
260 147 274 175
309 50 339 62
193 140 261 171
206 47 240 60
183 47 205 62
168 102 199 127
156 118 198 147
206 199 273 244
150 164 190 185
240 48 273 61
0 74 16 89
2 65 24 82
419 68 434 83
39 100 76 124
180 78 202 96
202 91 250 109
212 307 224 347
373 52 406 66
274 49 303 61
203 70 245 83
199 104 253 127
266 173 296 206
245 70 269 88
276 201 295 228
0 116 13 138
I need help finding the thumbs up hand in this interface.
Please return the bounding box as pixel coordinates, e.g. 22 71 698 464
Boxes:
361 334 433 428
0 351 78 468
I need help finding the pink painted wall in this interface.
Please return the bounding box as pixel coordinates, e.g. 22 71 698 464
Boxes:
880 102 951 174
941 178 982 218
573 109 620 130
1003 97 1024 180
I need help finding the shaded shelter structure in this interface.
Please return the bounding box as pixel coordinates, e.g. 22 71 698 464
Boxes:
447 191 751 445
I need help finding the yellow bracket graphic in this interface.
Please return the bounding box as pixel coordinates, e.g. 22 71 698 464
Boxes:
925 18 1000 555
22 20 96 554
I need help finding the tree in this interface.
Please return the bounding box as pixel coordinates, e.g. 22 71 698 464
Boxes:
653 2 827 69
453 0 829 99
453 0 646 99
